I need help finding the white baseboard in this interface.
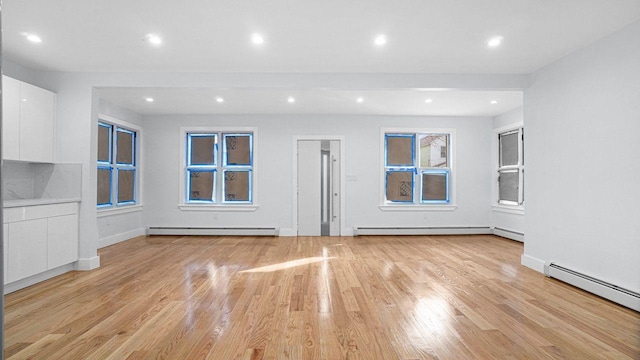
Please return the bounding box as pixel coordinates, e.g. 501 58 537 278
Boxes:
76 256 101 271
99 228 146 249
278 228 297 236
341 227 355 237
492 227 524 242
4 263 75 294
521 254 545 273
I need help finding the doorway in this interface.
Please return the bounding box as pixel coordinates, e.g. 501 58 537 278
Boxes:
296 139 341 236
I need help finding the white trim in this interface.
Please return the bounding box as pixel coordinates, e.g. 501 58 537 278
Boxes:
179 126 258 207
492 205 524 215
521 254 545 273
76 256 101 271
178 204 259 212
97 113 144 208
4 263 74 294
97 204 143 217
278 228 297 237
98 228 146 248
379 127 457 207
292 135 346 236
379 205 457 212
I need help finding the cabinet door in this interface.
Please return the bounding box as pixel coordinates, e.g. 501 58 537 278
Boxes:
7 219 48 283
19 82 55 162
3 224 8 284
2 76 21 160
48 214 78 269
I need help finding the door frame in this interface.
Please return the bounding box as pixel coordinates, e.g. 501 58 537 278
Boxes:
292 135 346 236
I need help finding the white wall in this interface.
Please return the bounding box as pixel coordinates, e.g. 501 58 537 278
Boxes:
491 107 524 240
2 66 525 271
523 20 640 293
143 114 493 234
96 99 145 248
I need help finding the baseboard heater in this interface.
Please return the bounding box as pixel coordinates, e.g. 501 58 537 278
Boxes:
544 262 640 311
493 227 524 242
147 227 278 236
353 226 491 236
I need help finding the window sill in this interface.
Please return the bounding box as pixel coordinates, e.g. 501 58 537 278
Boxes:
379 204 457 212
492 205 525 215
97 204 143 217
178 204 259 212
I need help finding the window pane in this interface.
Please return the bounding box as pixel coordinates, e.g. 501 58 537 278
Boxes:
189 135 216 165
117 169 135 204
499 170 519 203
116 129 134 165
97 168 112 205
224 170 251 202
422 171 448 202
386 135 414 166
386 171 414 202
188 170 215 201
419 134 448 168
225 134 252 166
97 124 111 163
500 132 518 166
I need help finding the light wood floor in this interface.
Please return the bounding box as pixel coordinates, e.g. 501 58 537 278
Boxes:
4 235 639 359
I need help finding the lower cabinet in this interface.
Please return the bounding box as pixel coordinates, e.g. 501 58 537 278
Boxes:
48 214 79 269
3 202 79 285
7 219 48 283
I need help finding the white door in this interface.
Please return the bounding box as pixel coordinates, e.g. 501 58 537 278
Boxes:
297 140 340 236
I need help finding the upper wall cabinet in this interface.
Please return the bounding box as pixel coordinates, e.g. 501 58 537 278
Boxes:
2 75 56 163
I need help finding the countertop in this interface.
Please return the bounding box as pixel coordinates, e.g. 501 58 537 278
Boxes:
3 198 82 208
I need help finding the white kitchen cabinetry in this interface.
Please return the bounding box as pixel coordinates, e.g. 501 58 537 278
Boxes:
47 214 79 269
1 75 56 162
2 76 21 160
3 202 79 285
6 219 48 283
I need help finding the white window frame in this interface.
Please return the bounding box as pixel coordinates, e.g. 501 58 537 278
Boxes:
379 127 457 211
178 126 258 211
493 123 524 213
97 114 143 215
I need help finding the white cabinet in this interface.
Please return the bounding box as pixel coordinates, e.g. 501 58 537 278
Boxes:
3 202 79 285
3 224 8 284
2 75 56 162
6 219 48 283
48 214 79 269
2 76 21 160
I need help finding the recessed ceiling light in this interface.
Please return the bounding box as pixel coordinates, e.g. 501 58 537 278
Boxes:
425 99 433 104
145 97 154 103
357 97 364 103
22 98 28 102
374 34 387 46
216 97 224 103
490 100 499 104
145 34 162 45
26 34 42 43
252 33 265 45
287 96 295 103
487 36 503 48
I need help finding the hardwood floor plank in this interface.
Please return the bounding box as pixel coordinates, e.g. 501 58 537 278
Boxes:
4 235 639 359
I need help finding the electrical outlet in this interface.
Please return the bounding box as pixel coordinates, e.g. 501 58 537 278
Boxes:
213 212 219 219
423 213 428 220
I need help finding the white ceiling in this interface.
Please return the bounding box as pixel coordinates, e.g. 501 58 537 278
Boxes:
4 0 640 116
98 88 523 117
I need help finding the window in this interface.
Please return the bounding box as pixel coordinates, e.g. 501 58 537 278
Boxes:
384 131 452 205
497 127 524 205
185 131 253 204
97 120 139 207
